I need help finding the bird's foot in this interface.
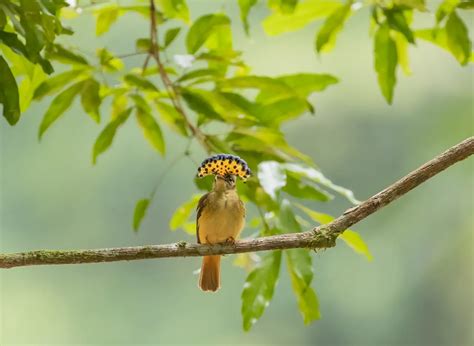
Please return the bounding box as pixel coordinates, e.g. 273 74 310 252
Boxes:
224 236 236 245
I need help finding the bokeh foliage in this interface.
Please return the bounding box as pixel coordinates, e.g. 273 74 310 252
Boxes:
0 0 472 331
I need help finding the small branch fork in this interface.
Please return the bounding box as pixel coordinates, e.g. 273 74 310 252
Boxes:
1 137 472 269
146 0 211 153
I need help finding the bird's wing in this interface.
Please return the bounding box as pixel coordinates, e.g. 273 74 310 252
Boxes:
239 198 246 218
196 192 210 244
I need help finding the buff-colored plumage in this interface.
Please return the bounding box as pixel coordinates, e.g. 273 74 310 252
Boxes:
196 175 246 292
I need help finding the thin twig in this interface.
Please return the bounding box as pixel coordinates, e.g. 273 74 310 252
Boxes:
1 137 472 269
149 149 187 200
147 0 211 153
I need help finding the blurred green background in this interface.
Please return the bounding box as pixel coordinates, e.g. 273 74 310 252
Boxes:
1 1 473 345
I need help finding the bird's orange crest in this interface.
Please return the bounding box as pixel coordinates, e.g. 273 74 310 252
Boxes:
197 154 251 181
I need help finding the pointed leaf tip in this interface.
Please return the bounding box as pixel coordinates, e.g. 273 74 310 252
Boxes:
374 23 398 104
133 198 150 231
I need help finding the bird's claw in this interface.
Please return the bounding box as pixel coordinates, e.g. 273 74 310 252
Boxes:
224 236 235 245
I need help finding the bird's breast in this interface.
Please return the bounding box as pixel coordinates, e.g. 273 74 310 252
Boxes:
198 192 245 244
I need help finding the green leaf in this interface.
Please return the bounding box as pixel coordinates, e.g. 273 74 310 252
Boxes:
194 175 213 192
157 0 190 23
80 78 101 123
118 5 148 17
195 51 243 68
257 161 287 200
176 68 220 83
0 31 28 57
296 203 333 223
238 0 258 34
110 90 128 120
181 89 222 122
238 180 280 212
0 9 6 29
218 76 295 99
133 198 150 231
263 0 341 36
339 230 374 261
228 128 313 164
385 9 415 44
19 1 45 59
135 38 151 53
269 0 299 13
393 32 412 75
97 48 124 72
38 81 84 139
0 56 20 125
217 92 260 118
155 101 188 136
92 108 132 164
130 93 152 123
242 250 282 331
436 0 460 23
95 5 120 36
445 11 471 65
183 89 258 126
164 27 181 48
0 44 32 77
33 68 89 100
254 97 311 126
124 74 159 92
281 0 299 12
417 17 472 66
279 199 302 232
169 194 201 231
394 0 426 11
46 44 89 65
282 172 331 201
135 107 166 155
286 249 320 323
374 22 398 104
204 16 234 57
457 0 474 9
35 58 55 81
282 163 359 204
186 14 230 54
258 73 338 101
416 28 448 46
316 2 352 53
295 203 373 261
18 64 46 112
181 222 196 235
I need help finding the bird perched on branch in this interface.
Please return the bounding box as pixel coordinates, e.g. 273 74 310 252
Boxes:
196 154 251 292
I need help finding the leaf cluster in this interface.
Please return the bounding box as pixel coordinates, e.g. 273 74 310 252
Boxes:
0 0 72 124
242 0 472 103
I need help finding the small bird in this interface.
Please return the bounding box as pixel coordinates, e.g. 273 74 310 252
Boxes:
196 154 251 292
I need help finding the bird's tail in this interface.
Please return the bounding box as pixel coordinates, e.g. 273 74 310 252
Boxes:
199 255 221 292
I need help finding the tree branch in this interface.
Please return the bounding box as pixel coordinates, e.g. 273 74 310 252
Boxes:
1 137 473 269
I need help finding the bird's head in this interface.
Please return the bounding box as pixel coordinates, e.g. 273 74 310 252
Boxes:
196 154 251 192
214 174 237 191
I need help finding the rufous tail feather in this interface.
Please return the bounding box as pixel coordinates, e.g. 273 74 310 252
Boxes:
199 255 221 292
